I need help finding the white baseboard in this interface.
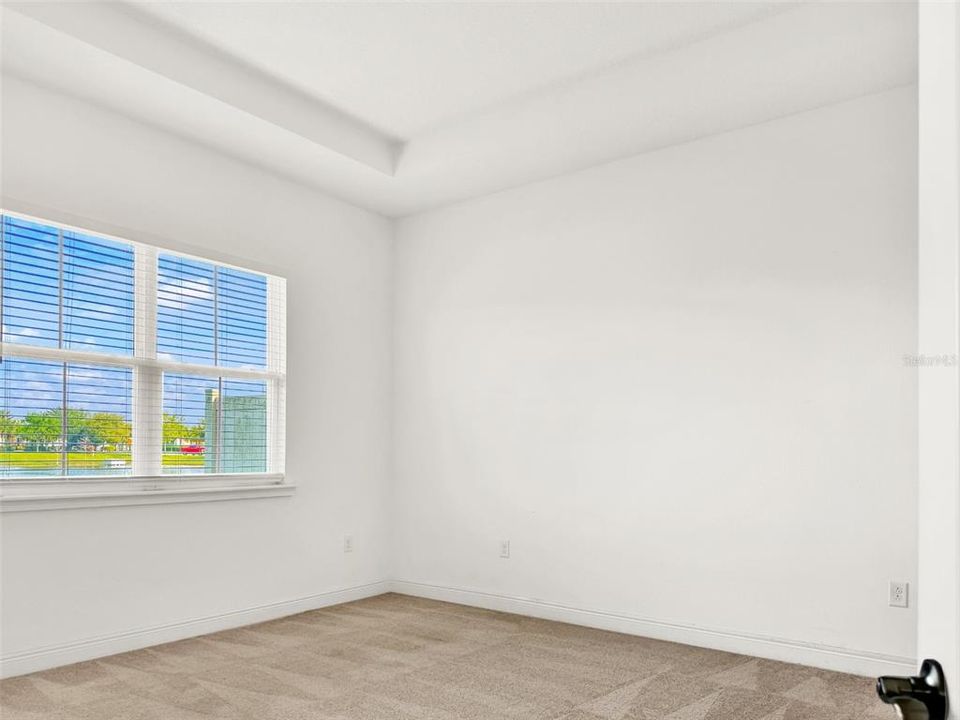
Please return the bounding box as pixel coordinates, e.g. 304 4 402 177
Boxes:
0 581 389 679
2 578 916 680
388 580 916 678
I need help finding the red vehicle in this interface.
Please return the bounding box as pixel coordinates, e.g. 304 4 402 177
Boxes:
180 445 205 454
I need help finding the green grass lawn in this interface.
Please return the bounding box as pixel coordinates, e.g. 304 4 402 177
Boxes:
0 451 206 469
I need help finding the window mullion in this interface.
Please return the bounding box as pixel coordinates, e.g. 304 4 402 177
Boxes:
133 245 161 477
213 265 220 366
60 363 68 476
266 275 285 475
58 228 67 476
216 377 224 473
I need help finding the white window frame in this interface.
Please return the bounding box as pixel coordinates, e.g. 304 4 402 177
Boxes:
0 210 291 511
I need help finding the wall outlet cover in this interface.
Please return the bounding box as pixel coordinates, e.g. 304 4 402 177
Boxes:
889 581 908 608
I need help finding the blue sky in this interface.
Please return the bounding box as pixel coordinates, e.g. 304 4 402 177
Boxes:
1 215 268 423
157 253 267 369
2 216 135 354
0 359 133 421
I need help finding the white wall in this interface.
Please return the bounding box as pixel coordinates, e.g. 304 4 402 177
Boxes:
393 87 918 675
0 78 393 671
0 75 922 681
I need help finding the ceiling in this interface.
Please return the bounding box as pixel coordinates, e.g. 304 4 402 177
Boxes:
130 1 785 140
1 2 917 217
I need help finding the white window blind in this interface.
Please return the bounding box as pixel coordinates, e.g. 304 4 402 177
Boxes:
0 211 286 490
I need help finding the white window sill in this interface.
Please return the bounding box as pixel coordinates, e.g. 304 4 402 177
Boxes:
0 475 295 512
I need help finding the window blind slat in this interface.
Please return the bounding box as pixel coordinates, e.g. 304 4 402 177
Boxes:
2 217 59 349
63 230 134 356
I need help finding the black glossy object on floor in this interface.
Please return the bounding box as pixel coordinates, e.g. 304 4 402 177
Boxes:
877 659 948 719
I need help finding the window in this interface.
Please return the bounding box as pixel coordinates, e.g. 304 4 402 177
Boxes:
0 212 287 507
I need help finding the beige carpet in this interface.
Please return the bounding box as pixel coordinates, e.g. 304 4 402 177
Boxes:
0 593 892 720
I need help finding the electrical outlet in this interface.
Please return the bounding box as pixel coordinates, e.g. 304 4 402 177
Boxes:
500 540 510 559
889 581 909 608
343 535 354 553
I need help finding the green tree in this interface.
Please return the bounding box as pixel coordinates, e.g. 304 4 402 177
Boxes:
65 408 94 450
188 421 206 444
163 413 190 451
22 409 61 451
0 411 21 450
89 412 132 450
